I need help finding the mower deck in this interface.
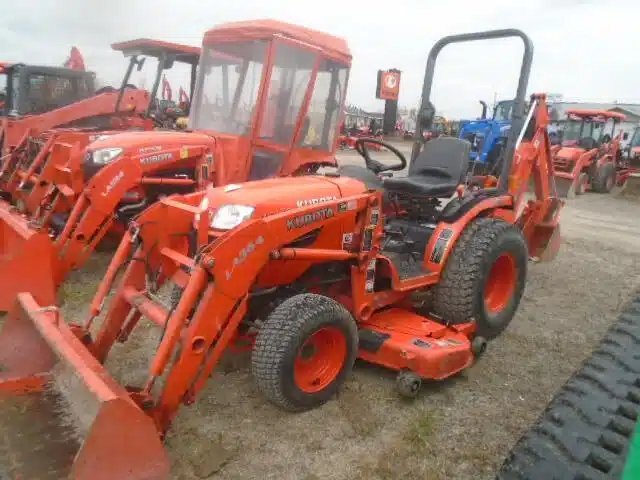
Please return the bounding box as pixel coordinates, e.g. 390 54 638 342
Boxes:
358 309 474 380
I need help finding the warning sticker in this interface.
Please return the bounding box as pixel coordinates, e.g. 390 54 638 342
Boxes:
429 228 453 264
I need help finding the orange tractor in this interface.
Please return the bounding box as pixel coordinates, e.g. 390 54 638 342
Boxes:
553 109 626 197
0 38 201 202
0 59 149 160
0 28 562 479
0 20 351 313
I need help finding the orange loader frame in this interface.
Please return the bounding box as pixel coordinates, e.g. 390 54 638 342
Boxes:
0 28 561 479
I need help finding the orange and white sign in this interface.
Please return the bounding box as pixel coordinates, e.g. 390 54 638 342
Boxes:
377 70 401 101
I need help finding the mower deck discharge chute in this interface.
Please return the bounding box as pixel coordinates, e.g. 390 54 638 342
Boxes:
0 27 561 478
552 109 626 198
0 21 350 312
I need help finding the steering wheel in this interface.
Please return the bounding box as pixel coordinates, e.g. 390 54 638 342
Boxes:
354 138 407 174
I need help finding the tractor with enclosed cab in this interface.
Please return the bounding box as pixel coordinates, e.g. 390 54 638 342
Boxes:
553 109 626 197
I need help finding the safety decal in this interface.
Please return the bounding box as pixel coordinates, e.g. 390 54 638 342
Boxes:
429 228 453 264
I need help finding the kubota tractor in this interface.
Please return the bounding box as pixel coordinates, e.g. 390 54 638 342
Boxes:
0 20 351 314
0 29 561 479
0 59 149 159
553 109 626 197
0 38 201 202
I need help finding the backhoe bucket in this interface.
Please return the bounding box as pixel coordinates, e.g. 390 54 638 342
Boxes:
0 293 170 479
0 201 57 311
530 223 561 262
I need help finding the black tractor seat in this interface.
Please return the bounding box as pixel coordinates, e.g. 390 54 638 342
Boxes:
383 137 471 198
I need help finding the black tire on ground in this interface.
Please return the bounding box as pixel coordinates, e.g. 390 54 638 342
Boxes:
432 218 528 339
251 293 358 412
592 162 616 193
496 295 640 480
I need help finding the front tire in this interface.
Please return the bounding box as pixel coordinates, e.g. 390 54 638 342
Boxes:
433 218 528 339
251 293 358 411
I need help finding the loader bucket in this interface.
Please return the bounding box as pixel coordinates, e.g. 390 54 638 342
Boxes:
621 173 640 200
0 201 57 311
0 293 170 479
554 174 577 198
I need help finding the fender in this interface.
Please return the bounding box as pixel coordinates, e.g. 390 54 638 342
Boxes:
424 195 513 274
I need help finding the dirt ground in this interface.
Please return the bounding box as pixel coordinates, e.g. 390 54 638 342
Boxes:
3 148 640 479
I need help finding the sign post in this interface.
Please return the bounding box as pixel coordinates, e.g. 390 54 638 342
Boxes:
376 69 401 134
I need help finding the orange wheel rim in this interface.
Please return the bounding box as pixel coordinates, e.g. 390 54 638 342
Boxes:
294 326 346 393
484 253 517 314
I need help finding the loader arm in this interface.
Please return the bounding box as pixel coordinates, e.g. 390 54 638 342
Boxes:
73 191 375 433
1 89 150 156
50 143 214 283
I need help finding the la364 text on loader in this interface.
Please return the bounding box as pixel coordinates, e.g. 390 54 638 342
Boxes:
0 28 562 479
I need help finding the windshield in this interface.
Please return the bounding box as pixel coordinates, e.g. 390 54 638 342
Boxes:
493 100 513 122
298 58 348 150
562 117 605 144
190 41 267 134
258 42 315 145
631 129 640 148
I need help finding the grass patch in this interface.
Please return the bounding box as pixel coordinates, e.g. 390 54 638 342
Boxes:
404 408 437 450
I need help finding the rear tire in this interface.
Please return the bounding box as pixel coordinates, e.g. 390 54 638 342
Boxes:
432 218 528 339
251 293 358 411
592 162 616 193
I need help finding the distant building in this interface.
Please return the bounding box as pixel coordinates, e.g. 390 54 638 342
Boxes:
549 101 640 147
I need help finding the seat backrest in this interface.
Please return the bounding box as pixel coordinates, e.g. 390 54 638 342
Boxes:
408 137 471 182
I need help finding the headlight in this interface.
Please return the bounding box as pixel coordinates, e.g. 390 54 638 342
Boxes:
210 205 255 230
92 147 123 165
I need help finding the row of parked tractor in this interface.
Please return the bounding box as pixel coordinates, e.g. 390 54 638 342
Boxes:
0 21 564 479
459 100 640 198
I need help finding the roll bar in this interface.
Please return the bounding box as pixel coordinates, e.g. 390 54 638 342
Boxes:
412 29 534 193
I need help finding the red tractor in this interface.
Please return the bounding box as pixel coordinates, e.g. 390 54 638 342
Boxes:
0 29 562 479
553 109 626 197
0 20 352 312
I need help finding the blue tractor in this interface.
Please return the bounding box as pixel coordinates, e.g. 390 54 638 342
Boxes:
458 99 513 173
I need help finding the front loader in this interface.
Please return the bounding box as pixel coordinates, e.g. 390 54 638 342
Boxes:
0 20 352 312
0 28 561 479
553 109 626 198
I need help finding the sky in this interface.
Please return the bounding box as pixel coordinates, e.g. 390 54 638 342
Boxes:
1 0 638 119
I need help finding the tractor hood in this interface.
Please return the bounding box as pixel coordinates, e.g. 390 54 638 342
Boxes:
82 130 215 178
203 175 366 230
555 146 584 162
88 130 213 152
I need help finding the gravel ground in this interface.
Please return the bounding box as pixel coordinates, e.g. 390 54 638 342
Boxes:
1 146 640 479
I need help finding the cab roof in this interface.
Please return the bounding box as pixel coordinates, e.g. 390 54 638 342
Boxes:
203 19 351 65
567 109 626 122
111 38 201 65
